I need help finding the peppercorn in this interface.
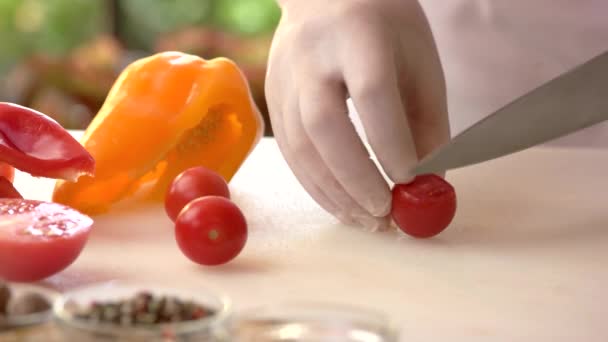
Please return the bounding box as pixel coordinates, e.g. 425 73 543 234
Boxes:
7 292 51 316
70 292 215 326
0 281 10 315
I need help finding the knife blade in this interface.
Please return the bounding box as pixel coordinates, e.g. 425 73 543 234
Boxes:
412 50 608 175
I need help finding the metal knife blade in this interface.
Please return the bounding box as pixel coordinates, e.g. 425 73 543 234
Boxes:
412 50 608 175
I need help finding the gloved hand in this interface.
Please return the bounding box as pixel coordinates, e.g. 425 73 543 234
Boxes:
266 0 450 230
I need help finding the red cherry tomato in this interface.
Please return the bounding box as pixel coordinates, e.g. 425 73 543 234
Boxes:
0 162 14 183
391 174 456 238
165 166 230 221
175 196 247 266
0 177 22 198
0 199 93 282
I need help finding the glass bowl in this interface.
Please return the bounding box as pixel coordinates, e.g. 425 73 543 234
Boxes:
52 281 231 342
230 302 399 342
0 282 59 332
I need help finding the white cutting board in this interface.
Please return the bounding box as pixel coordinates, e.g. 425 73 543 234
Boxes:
13 137 608 342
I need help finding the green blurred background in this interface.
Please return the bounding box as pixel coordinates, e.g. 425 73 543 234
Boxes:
0 0 280 135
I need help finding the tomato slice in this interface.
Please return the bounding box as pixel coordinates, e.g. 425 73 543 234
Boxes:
0 199 93 282
0 102 95 181
391 174 457 238
0 177 22 199
0 162 14 183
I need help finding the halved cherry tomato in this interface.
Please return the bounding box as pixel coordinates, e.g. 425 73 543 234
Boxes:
0 102 95 181
175 196 247 266
0 177 22 198
165 166 231 222
0 162 14 183
0 199 93 282
391 174 457 238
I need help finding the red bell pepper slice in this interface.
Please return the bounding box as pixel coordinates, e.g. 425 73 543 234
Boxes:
0 102 94 181
0 162 14 182
0 176 22 198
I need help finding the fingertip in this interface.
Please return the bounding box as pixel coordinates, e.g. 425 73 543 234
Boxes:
391 173 416 185
367 190 392 217
352 214 390 232
335 212 358 226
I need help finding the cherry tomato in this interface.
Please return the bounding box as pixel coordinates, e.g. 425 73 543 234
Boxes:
0 177 22 198
0 162 14 183
0 199 93 282
175 196 247 266
165 166 230 221
391 174 457 238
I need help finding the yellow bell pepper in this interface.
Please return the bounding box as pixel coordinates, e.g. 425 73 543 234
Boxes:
53 51 264 215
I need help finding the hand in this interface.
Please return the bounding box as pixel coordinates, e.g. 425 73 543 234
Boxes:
266 0 450 230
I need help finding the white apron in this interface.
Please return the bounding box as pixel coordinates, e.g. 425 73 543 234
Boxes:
421 0 608 147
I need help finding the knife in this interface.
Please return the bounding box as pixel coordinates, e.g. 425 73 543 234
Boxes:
412 50 608 175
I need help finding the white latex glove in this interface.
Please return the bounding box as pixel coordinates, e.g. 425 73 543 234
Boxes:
266 0 450 230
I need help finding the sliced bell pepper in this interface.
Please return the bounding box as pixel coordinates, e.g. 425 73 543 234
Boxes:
52 51 264 215
0 102 95 181
0 162 14 183
0 177 22 199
